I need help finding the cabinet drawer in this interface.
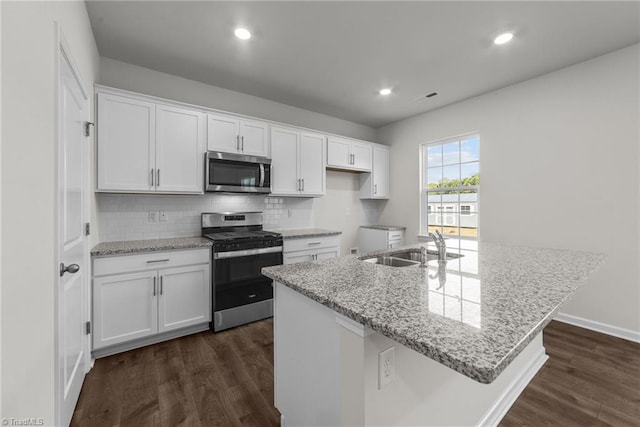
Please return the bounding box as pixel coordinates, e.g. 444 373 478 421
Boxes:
94 248 211 277
387 230 404 241
283 235 340 253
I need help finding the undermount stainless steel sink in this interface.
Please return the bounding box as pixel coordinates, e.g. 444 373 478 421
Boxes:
360 249 462 267
362 256 421 267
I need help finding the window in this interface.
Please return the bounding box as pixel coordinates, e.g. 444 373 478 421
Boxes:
422 135 479 241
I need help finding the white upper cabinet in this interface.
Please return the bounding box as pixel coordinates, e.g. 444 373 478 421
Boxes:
361 144 390 199
207 114 268 157
156 105 206 193
327 137 372 172
97 93 156 192
97 89 205 194
271 126 325 197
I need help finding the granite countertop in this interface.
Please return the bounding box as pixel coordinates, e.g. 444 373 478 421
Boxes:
91 237 213 256
360 225 407 231
262 242 605 383
270 228 342 239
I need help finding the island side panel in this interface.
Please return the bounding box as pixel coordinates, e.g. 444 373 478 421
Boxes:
363 332 547 426
274 282 341 426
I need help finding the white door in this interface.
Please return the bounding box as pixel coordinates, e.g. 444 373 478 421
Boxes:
97 93 156 191
57 42 89 427
156 105 205 193
157 264 211 332
207 113 240 153
271 127 300 195
300 132 325 196
373 147 390 198
92 271 159 349
240 120 268 157
327 137 351 168
351 142 372 171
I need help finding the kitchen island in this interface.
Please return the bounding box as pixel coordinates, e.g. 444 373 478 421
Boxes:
262 242 604 426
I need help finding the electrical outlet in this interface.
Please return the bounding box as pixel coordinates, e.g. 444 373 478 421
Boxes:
159 211 168 222
148 211 158 223
350 247 358 255
379 346 395 389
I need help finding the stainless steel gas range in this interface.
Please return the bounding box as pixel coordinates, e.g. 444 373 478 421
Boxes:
201 212 282 332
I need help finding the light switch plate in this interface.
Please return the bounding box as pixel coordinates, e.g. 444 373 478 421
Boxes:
159 211 168 222
148 211 158 223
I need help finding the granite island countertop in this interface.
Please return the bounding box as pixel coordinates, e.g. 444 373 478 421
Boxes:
262 242 605 383
269 228 342 240
91 237 213 257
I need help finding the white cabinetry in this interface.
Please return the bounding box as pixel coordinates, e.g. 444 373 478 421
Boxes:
327 137 372 172
360 144 390 199
207 113 268 157
271 126 325 197
283 235 341 264
358 228 405 253
97 89 205 194
92 248 211 353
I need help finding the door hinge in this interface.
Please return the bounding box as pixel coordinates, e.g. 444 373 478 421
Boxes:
84 121 94 137
85 321 91 335
85 222 90 236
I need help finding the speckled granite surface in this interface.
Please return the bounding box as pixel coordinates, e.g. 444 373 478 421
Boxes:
360 225 407 231
269 228 342 239
91 237 213 256
262 242 605 383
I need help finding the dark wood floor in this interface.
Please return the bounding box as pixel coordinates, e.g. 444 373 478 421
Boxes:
72 320 640 427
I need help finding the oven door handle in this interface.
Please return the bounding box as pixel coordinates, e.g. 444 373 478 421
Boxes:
214 246 283 259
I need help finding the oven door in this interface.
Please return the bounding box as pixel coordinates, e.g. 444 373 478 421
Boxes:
213 247 282 312
206 152 271 193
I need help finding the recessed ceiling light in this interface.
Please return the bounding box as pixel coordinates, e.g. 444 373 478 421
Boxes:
234 27 251 40
494 32 514 45
379 88 392 96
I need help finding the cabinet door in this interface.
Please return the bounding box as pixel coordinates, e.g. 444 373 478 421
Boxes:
300 132 325 196
240 120 268 157
351 142 372 171
93 271 158 349
271 127 300 195
372 146 390 198
157 264 211 333
156 105 206 193
327 137 351 168
207 113 240 153
97 93 155 192
315 247 340 261
283 250 314 265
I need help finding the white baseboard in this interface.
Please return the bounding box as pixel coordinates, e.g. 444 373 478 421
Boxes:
477 349 548 427
554 312 640 344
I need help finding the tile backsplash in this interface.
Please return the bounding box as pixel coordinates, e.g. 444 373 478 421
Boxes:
97 193 315 242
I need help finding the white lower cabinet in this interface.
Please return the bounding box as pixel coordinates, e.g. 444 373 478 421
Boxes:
358 228 405 253
283 235 341 264
92 248 211 352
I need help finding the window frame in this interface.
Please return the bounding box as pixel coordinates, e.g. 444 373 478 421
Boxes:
420 133 479 241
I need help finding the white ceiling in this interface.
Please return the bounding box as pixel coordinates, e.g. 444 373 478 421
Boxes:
86 1 640 128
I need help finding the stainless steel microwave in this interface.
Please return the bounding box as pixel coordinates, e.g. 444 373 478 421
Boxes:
205 151 271 194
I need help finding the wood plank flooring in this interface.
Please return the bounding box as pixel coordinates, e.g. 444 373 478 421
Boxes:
72 320 640 426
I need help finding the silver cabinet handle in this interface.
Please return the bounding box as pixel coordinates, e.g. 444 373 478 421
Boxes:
241 136 244 151
153 276 156 296
160 276 163 295
301 178 304 191
374 184 377 195
59 263 79 277
308 242 322 246
151 169 154 186
236 135 240 151
156 169 160 187
297 178 301 191
146 258 170 263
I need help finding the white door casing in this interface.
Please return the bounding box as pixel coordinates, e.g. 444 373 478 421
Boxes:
56 28 89 427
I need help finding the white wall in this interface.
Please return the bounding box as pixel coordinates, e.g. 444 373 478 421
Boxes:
99 57 378 142
1 1 99 423
377 45 640 334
